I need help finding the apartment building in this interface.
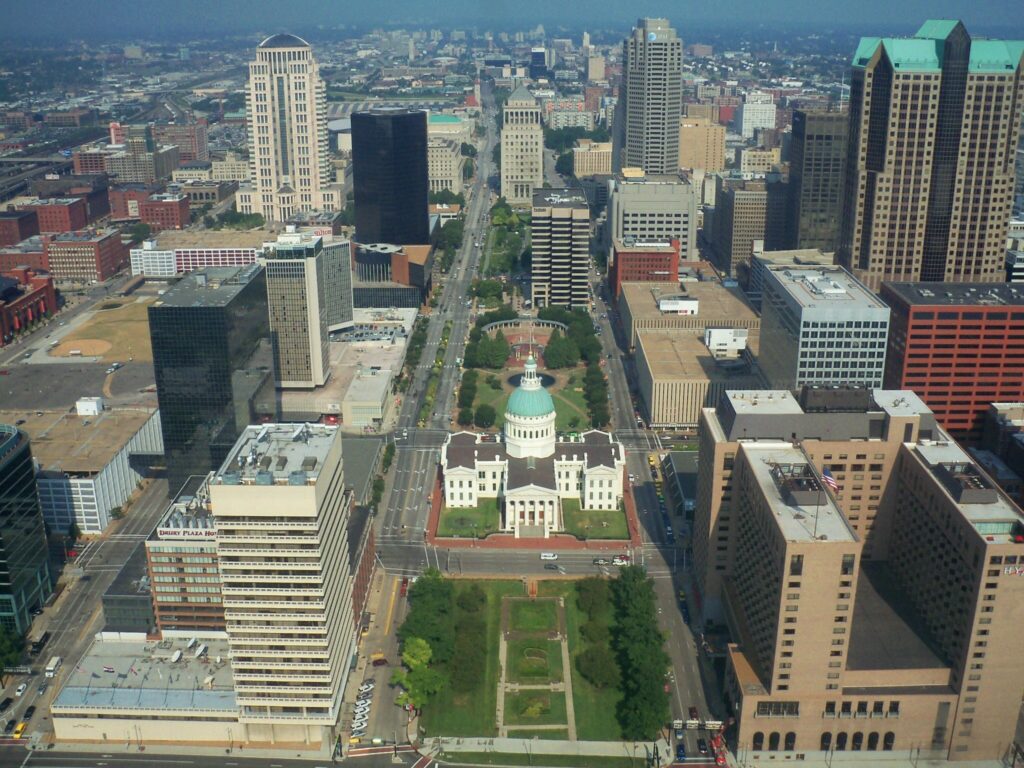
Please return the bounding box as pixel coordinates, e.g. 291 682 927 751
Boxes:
695 386 1024 761
606 174 698 261
678 117 726 173
530 189 590 309
210 424 355 746
572 140 613 177
500 86 544 205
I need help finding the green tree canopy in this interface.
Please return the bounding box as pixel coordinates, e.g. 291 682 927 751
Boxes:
555 152 573 177
474 403 496 429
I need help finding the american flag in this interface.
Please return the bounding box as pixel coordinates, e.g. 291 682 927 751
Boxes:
821 467 840 491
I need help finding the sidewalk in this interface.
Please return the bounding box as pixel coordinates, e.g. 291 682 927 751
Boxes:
424 735 676 766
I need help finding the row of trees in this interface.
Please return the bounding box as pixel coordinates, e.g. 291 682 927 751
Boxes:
583 360 611 427
393 571 488 709
574 578 620 691
433 218 465 273
612 567 672 740
429 189 466 207
464 328 511 370
537 307 602 365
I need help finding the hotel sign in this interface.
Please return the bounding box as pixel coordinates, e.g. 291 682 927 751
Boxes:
1003 565 1024 576
157 527 217 540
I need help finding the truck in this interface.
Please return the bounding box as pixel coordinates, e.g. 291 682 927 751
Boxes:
44 656 61 678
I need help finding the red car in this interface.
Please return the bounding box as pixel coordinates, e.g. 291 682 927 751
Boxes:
372 657 389 667
400 577 409 597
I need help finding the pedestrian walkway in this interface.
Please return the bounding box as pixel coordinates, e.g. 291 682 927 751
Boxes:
424 735 676 765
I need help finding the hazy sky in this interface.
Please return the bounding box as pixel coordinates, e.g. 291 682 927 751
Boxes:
5 0 1023 38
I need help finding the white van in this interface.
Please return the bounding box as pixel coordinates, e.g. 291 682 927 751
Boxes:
540 552 558 561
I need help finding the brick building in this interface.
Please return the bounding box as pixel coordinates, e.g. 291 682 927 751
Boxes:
108 185 160 221
31 174 112 222
881 282 1024 444
0 211 39 248
15 198 88 233
609 238 680 297
0 267 57 345
0 237 47 273
44 230 127 283
73 148 112 175
139 194 190 231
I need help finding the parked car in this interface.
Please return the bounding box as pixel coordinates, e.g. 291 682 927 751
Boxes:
400 577 409 597
14 684 26 697
23 706 35 721
698 738 709 755
3 720 15 735
592 558 608 566
675 743 686 761
371 658 389 667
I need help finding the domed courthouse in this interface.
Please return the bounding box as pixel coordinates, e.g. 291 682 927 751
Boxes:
440 356 626 538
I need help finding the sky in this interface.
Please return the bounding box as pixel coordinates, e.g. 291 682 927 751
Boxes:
4 0 1023 39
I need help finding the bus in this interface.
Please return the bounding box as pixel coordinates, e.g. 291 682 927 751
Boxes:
44 656 61 678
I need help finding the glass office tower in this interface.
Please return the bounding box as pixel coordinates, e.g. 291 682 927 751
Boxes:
0 425 52 634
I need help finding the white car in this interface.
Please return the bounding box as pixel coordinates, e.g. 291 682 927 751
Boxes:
359 682 375 692
15 683 27 697
352 717 369 729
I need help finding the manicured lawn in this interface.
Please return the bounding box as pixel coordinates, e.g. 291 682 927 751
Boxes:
504 729 570 740
437 498 501 538
507 638 563 684
552 385 591 431
421 580 525 737
561 500 630 540
468 370 589 432
537 581 625 742
439 753 640 767
503 690 568 726
509 598 558 634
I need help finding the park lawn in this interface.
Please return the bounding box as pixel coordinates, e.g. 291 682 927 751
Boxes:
504 729 570 741
421 580 525 737
61 299 155 362
470 380 511 430
503 690 568 727
437 498 501 538
552 387 591 432
506 637 564 684
509 598 558 634
439 753 639 768
537 581 625 742
561 500 630 541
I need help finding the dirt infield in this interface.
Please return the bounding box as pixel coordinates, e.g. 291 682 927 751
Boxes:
52 299 155 362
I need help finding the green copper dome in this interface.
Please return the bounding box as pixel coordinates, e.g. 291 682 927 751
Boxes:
505 355 555 419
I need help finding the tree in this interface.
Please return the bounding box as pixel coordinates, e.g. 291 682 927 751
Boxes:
543 330 580 369
67 521 80 542
555 152 573 177
128 222 151 242
460 142 478 158
577 577 610 616
482 330 510 369
392 662 449 710
474 404 496 429
0 627 23 686
401 636 434 670
457 407 475 426
398 570 456 663
577 645 620 689
456 583 487 612
428 189 466 207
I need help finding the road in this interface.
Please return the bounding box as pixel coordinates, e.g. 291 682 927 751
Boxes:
0 748 419 768
0 479 171 746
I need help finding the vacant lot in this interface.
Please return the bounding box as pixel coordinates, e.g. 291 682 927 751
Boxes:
55 299 155 363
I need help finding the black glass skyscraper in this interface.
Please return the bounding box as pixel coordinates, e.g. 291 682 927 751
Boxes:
0 425 52 634
149 265 275 495
352 108 429 246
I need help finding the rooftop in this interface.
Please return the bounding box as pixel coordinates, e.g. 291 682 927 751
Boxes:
620 281 759 324
145 230 271 251
259 33 310 49
0 408 155 475
722 390 803 417
16 197 82 207
213 423 339 487
532 188 588 208
152 475 214 540
882 281 1024 307
613 238 677 253
847 562 948 672
151 265 263 309
754 248 835 268
49 229 121 244
765 265 887 311
852 21 1024 74
344 368 393 403
740 443 856 543
52 637 236 714
427 113 463 124
637 332 762 383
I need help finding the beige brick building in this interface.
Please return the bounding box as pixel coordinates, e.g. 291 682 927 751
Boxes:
500 86 543 206
427 136 464 196
572 140 612 177
695 387 1024 761
618 281 760 349
678 117 726 173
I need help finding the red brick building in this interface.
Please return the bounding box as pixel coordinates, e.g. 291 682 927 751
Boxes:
0 238 47 273
881 282 1024 444
15 197 88 233
72 149 112 175
139 194 190 231
0 210 39 247
32 174 112 223
610 238 680 298
0 267 57 345
44 230 127 283
108 184 160 220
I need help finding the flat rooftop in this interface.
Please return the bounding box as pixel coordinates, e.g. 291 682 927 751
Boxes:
345 369 393 403
16 197 82 207
637 332 761 382
871 389 933 419
53 637 236 714
153 474 214 537
150 229 273 251
532 188 588 208
847 562 947 671
883 281 1024 307
740 443 856 543
151 265 263 309
213 423 339 486
0 408 154 475
723 390 804 417
0 236 44 254
621 281 759 324
764 265 886 311
613 238 677 252
755 248 834 267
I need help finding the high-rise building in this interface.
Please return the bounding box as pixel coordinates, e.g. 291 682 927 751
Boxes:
621 18 683 174
152 120 210 164
500 86 544 206
759 264 890 390
695 387 1024 761
711 180 787 278
261 232 332 389
609 238 679 298
838 20 1024 289
427 136 465 196
572 140 613 177
0 425 52 634
531 189 590 309
236 35 340 223
607 174 698 262
352 108 429 245
786 110 848 252
529 47 548 80
881 282 1024 444
678 117 725 173
149 266 275 495
734 95 776 140
210 424 355 744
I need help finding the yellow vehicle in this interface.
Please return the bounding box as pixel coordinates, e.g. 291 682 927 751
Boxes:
13 722 26 739
370 651 385 662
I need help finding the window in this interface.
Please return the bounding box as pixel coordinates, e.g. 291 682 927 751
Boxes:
753 732 764 751
883 732 895 751
790 554 804 576
768 733 780 751
852 732 864 751
821 733 833 751
836 733 848 751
